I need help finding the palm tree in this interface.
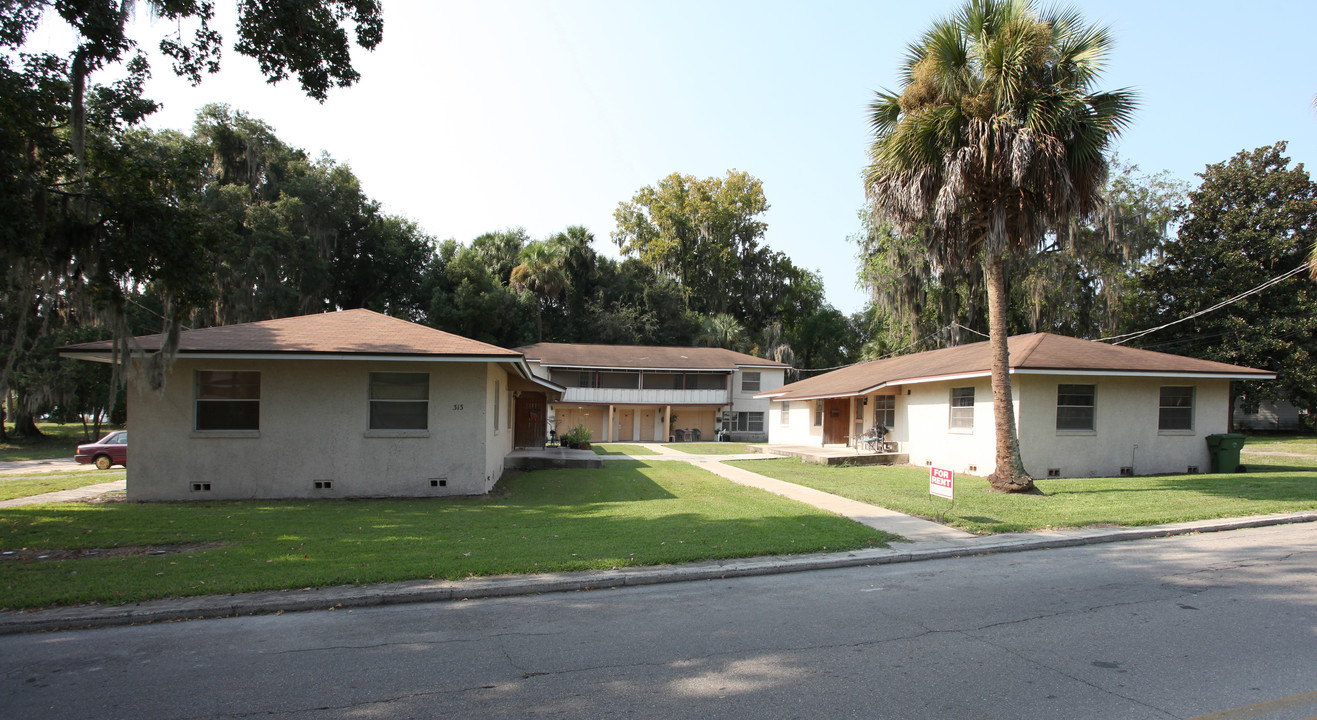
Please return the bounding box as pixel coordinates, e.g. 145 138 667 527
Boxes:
698 313 747 351
865 0 1136 492
510 241 568 342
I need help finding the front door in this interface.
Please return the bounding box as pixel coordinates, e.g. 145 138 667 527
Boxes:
823 398 848 445
514 393 546 448
616 409 634 441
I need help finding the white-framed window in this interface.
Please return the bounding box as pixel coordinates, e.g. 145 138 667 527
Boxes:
1056 384 1096 431
195 370 260 431
780 401 790 425
813 399 823 427
733 411 764 433
949 387 974 430
507 390 513 430
369 372 429 430
493 380 500 431
873 395 895 428
741 371 761 392
1159 386 1194 431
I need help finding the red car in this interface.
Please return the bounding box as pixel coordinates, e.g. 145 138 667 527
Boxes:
75 431 128 470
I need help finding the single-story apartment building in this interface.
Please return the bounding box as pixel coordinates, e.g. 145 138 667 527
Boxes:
61 309 564 501
756 333 1274 478
516 343 789 443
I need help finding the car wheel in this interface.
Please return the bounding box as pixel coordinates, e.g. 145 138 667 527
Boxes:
94 455 112 470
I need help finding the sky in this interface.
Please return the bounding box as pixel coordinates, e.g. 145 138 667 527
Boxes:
28 0 1317 315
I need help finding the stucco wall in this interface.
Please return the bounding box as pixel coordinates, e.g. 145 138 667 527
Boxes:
126 358 500 501
728 368 784 442
768 374 1231 478
767 399 824 446
1015 374 1227 477
903 378 1002 475
484 363 512 488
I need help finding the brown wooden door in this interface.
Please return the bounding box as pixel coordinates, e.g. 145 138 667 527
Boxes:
616 409 634 441
514 393 546 448
823 398 848 445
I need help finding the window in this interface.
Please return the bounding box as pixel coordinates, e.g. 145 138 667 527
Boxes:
1159 386 1194 431
493 380 500 431
369 372 429 430
949 387 974 430
733 411 764 433
780 401 790 425
742 371 761 392
195 371 260 431
814 400 824 427
873 395 895 429
1056 384 1095 431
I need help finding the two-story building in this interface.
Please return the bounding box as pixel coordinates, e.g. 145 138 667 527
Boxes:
516 343 789 443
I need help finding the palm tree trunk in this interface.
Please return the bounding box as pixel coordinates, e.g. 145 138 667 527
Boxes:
983 252 1035 492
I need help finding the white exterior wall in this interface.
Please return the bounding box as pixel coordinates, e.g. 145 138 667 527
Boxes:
126 358 500 501
485 363 513 487
903 378 1003 475
768 374 1232 478
766 399 824 445
729 367 785 441
1015 374 1228 477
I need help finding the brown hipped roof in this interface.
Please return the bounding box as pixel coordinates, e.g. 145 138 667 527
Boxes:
61 309 521 359
516 342 789 371
761 333 1275 401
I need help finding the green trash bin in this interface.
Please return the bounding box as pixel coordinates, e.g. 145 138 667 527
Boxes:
1205 433 1247 473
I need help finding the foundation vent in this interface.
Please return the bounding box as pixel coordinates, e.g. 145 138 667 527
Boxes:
1047 468 1060 478
430 478 447 488
1119 466 1134 477
925 459 933 466
314 480 332 490
967 464 977 473
190 482 211 492
1187 466 1199 474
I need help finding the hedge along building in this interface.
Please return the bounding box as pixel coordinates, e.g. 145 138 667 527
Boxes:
515 343 789 443
60 309 564 501
756 333 1274 478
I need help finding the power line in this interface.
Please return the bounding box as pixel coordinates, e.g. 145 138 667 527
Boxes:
1099 264 1309 346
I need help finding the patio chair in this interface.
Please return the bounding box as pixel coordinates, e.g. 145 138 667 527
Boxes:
690 428 702 441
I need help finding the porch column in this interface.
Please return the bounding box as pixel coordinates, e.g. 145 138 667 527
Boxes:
663 405 671 442
606 405 615 442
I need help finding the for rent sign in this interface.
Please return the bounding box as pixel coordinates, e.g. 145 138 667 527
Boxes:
929 466 954 500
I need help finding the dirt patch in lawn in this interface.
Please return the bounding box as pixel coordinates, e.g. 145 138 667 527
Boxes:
0 541 228 563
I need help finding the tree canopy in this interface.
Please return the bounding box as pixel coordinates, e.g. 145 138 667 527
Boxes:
1132 142 1317 419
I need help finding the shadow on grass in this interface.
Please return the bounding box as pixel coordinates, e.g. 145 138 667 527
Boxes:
0 460 893 608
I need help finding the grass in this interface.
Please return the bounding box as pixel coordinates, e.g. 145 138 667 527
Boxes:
1243 434 1317 456
0 460 893 609
0 423 122 462
590 443 659 456
664 442 759 455
0 470 124 501
726 453 1317 535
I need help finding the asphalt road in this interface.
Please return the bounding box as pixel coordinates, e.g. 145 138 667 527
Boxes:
2 523 1315 720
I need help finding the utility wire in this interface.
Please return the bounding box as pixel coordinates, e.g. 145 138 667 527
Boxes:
1099 263 1308 346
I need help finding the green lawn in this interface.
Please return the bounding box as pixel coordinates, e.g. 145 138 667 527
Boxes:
0 470 124 501
726 455 1317 535
0 423 122 462
0 460 893 609
664 442 759 455
1244 434 1317 456
591 443 659 456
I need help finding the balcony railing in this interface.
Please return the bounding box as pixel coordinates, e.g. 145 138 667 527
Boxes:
561 387 729 406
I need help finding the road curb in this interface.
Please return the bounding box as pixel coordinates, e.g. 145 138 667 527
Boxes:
3 509 1315 635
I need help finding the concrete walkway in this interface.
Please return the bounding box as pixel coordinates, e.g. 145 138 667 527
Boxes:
0 479 126 508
